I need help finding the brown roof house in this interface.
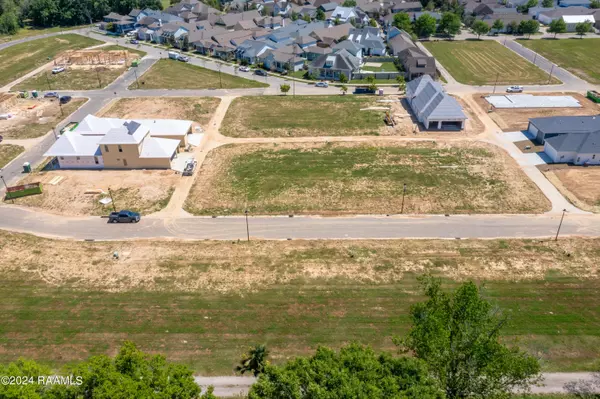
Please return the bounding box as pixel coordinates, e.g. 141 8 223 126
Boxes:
387 27 436 80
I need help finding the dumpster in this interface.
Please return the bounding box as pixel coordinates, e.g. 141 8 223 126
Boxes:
587 90 600 103
32 90 38 98
131 59 140 67
23 162 31 173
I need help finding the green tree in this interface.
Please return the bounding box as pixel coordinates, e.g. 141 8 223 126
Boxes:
334 16 341 25
471 20 490 38
0 358 52 398
396 75 406 91
366 75 378 93
369 17 377 27
506 19 519 34
575 21 592 38
492 19 504 33
542 0 554 6
591 0 600 8
316 8 325 20
279 83 291 95
547 18 567 38
342 0 356 5
248 344 445 399
518 19 539 38
392 11 412 33
426 0 435 10
303 13 311 22
414 13 437 38
340 84 348 95
236 344 269 377
290 10 298 20
339 72 348 83
0 9 19 34
28 0 59 27
439 12 461 39
516 0 537 12
398 276 541 399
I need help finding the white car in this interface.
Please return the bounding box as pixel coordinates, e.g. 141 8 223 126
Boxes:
51 66 65 74
315 81 329 88
506 85 524 93
239 66 250 72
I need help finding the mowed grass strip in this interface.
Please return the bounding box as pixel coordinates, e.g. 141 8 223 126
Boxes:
520 38 600 84
0 144 24 168
0 25 91 44
221 96 385 137
132 59 268 90
184 141 550 215
1 232 600 373
423 40 559 85
0 34 102 87
14 46 147 91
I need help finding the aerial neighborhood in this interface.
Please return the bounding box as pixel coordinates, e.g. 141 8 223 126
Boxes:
2 0 600 395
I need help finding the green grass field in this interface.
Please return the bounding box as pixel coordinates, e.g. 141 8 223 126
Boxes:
132 59 268 90
0 34 102 88
519 38 600 84
221 96 385 137
423 40 560 85
185 142 549 215
14 46 147 91
0 25 91 44
0 144 24 168
1 232 599 374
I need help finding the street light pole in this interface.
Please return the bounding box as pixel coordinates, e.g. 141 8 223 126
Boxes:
555 209 567 241
45 72 52 91
547 64 555 84
400 183 407 214
217 63 223 89
244 209 250 242
108 187 117 212
492 72 500 94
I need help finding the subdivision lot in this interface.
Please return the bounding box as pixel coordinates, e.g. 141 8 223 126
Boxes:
0 34 102 87
0 232 599 373
0 25 90 44
423 40 560 85
14 46 146 91
132 59 268 90
0 144 24 168
473 93 600 132
184 141 550 215
221 96 387 137
9 169 178 215
98 96 220 130
543 166 600 213
519 38 600 85
0 97 86 139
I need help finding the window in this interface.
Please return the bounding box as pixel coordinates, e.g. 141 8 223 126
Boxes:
123 159 128 167
94 157 99 165
593 154 596 160
60 157 64 160
118 145 123 153
76 157 80 161
104 145 109 152
577 157 581 163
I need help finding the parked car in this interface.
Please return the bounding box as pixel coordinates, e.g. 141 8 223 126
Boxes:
183 159 198 176
315 81 329 88
59 96 72 105
239 66 250 72
44 91 59 98
52 66 65 74
130 39 139 44
168 51 180 60
280 70 288 75
177 55 189 62
254 69 268 76
353 86 376 94
108 210 141 223
506 85 524 93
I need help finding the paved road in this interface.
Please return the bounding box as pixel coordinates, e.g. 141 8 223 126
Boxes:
195 373 599 397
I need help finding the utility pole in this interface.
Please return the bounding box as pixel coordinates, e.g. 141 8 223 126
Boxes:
45 72 52 91
108 187 117 212
217 63 223 89
555 209 567 241
244 209 250 242
59 100 64 116
532 51 537 65
96 67 102 88
400 183 407 214
0 175 13 203
547 64 555 84
492 72 500 94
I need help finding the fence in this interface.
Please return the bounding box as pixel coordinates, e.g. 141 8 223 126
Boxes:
353 71 404 81
363 56 397 63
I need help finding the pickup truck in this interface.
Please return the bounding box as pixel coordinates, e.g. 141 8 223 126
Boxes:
108 210 141 223
353 87 376 95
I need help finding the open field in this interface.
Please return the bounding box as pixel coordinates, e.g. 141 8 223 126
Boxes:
519 38 600 84
132 59 269 90
184 141 550 215
8 169 178 215
0 232 599 373
423 40 560 85
0 34 102 87
473 93 600 132
98 97 220 130
0 25 91 44
543 167 600 213
221 96 386 137
0 97 86 139
0 144 24 168
14 46 146 91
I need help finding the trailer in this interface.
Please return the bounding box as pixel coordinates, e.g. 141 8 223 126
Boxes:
168 51 180 60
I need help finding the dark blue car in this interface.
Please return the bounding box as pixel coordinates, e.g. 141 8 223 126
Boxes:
108 210 141 223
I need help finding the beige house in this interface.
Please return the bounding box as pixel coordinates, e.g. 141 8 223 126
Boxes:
45 115 193 170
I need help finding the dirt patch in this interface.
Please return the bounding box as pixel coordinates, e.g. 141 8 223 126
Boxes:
98 97 221 131
472 93 600 132
543 166 600 213
184 140 550 215
9 169 178 216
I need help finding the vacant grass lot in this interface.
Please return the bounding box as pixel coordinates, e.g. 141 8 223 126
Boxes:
361 61 398 72
0 25 91 44
221 96 385 137
520 38 600 84
0 34 102 87
423 40 559 85
132 59 268 90
1 232 599 373
0 144 24 168
544 167 600 213
14 46 146 91
185 142 549 215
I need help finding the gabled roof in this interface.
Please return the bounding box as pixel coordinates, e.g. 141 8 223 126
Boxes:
311 22 352 41
139 137 180 158
99 121 149 145
310 48 360 70
319 2 339 11
407 76 466 122
331 6 356 19
545 131 600 153
530 115 600 134
333 39 362 56
44 131 102 157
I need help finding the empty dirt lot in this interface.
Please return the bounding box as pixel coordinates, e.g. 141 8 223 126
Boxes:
9 169 178 216
543 166 600 213
184 141 550 216
473 93 600 132
98 97 220 130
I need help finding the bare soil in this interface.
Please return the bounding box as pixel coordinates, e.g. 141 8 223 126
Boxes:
98 97 221 130
9 169 178 216
543 166 600 213
472 93 600 132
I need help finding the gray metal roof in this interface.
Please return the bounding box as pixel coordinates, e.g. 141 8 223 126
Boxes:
530 115 600 134
407 76 466 122
545 131 600 153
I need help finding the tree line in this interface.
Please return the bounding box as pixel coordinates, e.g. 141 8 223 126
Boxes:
0 0 163 35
